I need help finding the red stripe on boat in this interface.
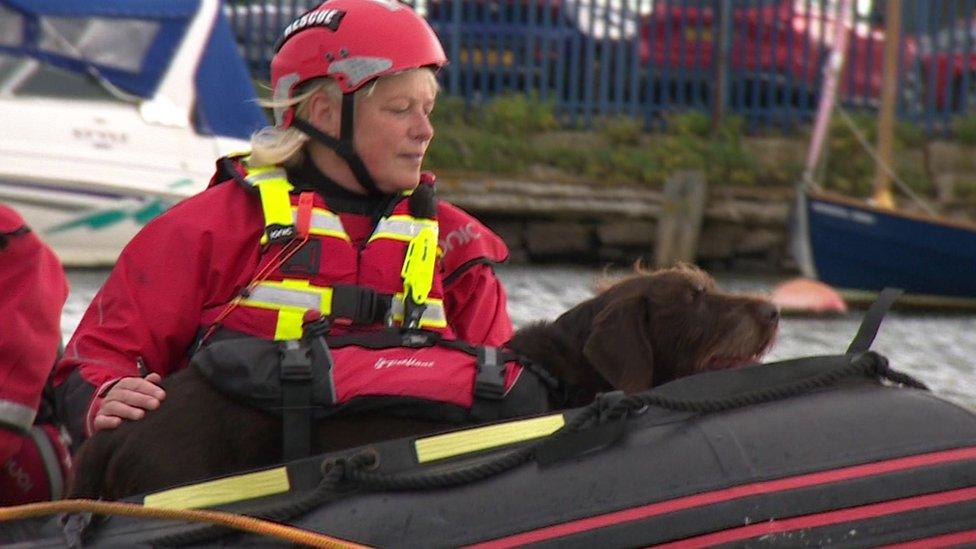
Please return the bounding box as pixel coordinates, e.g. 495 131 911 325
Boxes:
655 487 976 548
466 446 976 549
880 529 976 549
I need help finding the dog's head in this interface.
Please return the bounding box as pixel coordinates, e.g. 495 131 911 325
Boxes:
566 264 779 393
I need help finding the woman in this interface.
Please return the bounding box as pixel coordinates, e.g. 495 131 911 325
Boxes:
52 0 518 449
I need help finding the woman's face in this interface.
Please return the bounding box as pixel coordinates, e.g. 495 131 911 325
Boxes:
307 70 437 195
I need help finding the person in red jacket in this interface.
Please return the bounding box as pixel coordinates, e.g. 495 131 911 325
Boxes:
0 204 72 505
53 0 517 451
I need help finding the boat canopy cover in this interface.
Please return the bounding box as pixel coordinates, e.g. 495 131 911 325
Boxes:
0 0 266 140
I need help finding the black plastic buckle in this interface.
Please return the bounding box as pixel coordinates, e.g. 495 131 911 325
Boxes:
280 341 313 381
303 315 332 338
402 299 427 330
474 347 506 401
332 285 390 324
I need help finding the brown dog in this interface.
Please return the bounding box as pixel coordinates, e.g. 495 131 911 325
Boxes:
69 264 777 500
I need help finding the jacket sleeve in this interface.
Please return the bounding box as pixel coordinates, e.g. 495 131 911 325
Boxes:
437 201 513 347
0 205 69 464
52 183 263 442
442 264 514 347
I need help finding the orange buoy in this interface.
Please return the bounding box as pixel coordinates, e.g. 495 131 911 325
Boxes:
771 277 848 315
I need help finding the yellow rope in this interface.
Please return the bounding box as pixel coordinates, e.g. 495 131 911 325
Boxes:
0 499 370 549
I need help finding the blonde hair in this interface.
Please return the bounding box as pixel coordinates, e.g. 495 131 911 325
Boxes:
249 78 339 167
249 68 440 167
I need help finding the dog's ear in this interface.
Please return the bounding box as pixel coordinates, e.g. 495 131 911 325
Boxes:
582 295 654 393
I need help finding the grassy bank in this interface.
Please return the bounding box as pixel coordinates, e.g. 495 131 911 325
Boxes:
424 94 976 206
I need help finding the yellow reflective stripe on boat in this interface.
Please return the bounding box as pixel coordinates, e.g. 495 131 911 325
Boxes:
390 294 447 328
142 467 290 510
415 414 565 464
296 207 349 240
369 216 438 243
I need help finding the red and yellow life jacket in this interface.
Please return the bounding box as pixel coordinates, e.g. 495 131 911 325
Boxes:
193 159 553 423
199 162 450 340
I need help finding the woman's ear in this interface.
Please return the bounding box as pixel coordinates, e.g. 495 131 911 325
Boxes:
582 295 655 393
304 91 341 137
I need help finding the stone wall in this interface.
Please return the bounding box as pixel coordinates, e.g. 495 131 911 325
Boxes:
437 177 796 272
435 136 976 272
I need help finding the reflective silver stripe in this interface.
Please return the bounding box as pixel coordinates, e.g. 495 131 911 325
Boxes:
244 284 447 326
483 346 498 366
294 209 346 236
245 168 289 185
245 285 323 310
372 217 438 240
272 73 300 126
390 297 446 325
28 426 64 500
0 399 36 431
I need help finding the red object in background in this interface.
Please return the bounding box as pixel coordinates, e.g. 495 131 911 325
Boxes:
771 277 848 315
641 0 973 109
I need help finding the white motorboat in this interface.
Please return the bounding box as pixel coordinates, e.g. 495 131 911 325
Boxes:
0 0 267 265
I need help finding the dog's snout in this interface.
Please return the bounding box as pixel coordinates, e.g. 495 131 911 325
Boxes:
758 302 780 324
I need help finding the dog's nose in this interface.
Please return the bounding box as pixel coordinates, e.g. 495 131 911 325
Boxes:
758 302 780 324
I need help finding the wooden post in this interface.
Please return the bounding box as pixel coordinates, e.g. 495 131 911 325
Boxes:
712 0 733 134
655 170 707 268
871 0 901 209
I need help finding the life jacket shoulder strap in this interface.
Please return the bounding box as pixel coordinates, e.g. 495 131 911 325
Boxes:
243 164 296 245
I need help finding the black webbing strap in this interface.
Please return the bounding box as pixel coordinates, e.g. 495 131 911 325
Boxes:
329 284 393 325
279 340 314 462
847 287 904 354
474 347 506 400
535 391 629 466
292 110 382 196
340 93 355 142
326 329 441 350
218 157 250 189
468 346 508 421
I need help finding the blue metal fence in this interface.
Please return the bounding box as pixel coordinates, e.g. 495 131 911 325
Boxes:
225 0 976 135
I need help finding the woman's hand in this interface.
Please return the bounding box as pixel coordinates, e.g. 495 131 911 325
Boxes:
93 373 166 432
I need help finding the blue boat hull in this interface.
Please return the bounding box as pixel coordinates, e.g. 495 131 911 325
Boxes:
798 192 976 299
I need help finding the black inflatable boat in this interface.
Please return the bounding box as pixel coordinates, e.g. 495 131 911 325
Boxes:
6 350 976 547
5 292 976 547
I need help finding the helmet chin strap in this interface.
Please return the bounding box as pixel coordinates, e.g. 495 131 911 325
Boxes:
291 94 384 196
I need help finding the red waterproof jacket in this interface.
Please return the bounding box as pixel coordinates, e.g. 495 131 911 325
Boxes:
0 204 69 465
53 170 513 443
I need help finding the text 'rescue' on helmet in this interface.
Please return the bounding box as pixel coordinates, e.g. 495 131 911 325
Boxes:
270 0 447 128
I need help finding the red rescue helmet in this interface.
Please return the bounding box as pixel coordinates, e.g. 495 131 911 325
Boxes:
270 0 447 128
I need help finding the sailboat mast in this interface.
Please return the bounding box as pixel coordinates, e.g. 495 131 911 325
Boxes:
791 0 855 280
871 0 902 209
801 0 855 189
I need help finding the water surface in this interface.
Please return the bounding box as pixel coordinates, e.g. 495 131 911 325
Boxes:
63 265 976 410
